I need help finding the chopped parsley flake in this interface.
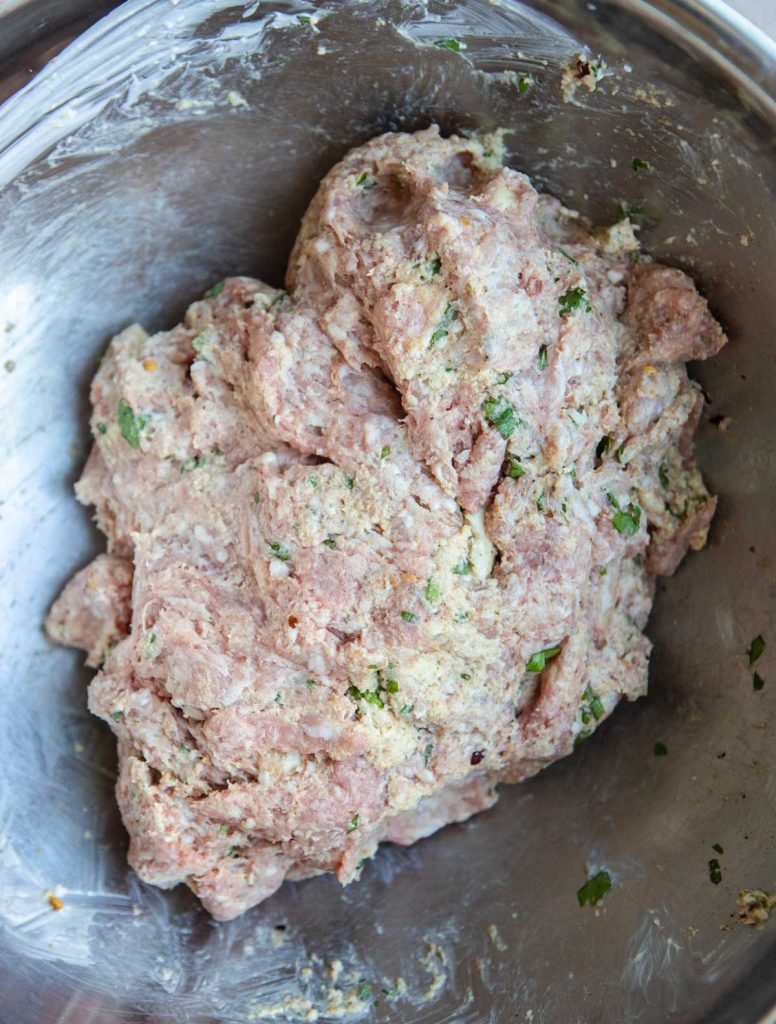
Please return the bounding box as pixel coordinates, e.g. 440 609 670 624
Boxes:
461 672 471 680
482 395 521 438
559 286 592 316
607 491 642 536
617 201 645 221
269 291 287 309
658 462 669 488
574 729 592 748
538 345 548 370
424 742 434 766
712 843 724 855
496 371 512 384
434 37 465 52
347 813 360 834
631 157 651 172
452 559 472 575
754 672 765 691
654 741 668 757
383 679 399 694
112 710 123 723
356 171 377 190
598 566 608 576
596 435 613 460
506 457 524 479
518 74 532 93
180 456 201 473
204 281 225 298
747 634 765 665
322 537 336 549
709 858 722 885
380 445 391 460
558 248 580 266
421 255 442 278
345 475 355 490
297 13 312 25
180 743 191 754
269 541 291 561
526 645 561 672
356 982 371 1000
400 610 417 623
536 491 547 512
454 610 469 623
399 703 414 714
581 684 604 721
253 491 261 503
429 302 459 347
577 870 612 907
309 476 318 488
218 824 228 836
96 421 107 435
117 398 145 450
426 579 441 602
347 685 384 709
305 679 317 689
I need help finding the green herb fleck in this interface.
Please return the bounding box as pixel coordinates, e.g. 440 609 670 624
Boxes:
204 281 225 298
598 566 608 576
180 456 201 473
383 679 399 694
323 537 336 549
658 462 669 488
632 157 651 172
507 457 524 480
452 559 472 576
518 74 532 93
112 710 123 723
574 729 592 748
538 345 548 370
297 13 312 25
709 858 722 885
582 684 604 721
429 302 459 347
118 398 145 450
454 610 469 623
347 685 385 709
347 813 360 834
559 286 592 316
496 371 512 385
421 255 442 278
712 843 724 855
558 248 580 266
747 634 765 665
434 37 464 52
400 610 417 623
253 491 261 504
426 579 441 602
482 395 520 439
654 741 668 757
536 491 547 512
218 824 228 837
269 541 291 561
269 291 287 309
380 445 391 460
607 491 642 535
309 476 318 489
96 421 107 435
274 692 282 703
617 201 645 221
596 435 613 460
180 743 191 754
526 645 561 672
460 672 471 681
754 672 765 691
423 742 434 766
345 475 355 490
356 982 371 1000
305 678 317 689
356 171 377 190
577 870 612 907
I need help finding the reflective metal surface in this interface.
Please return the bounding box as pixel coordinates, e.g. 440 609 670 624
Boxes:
0 2 774 1022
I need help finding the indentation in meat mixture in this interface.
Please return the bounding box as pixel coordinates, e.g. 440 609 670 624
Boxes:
46 127 727 920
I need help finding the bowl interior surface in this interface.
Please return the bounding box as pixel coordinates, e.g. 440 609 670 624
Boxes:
0 2 774 1022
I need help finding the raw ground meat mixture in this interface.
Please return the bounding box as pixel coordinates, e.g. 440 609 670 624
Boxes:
47 127 727 920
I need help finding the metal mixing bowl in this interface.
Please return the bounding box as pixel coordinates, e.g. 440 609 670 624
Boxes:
1 2 774 1022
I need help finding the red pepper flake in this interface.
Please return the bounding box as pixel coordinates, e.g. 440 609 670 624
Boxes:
470 750 485 765
48 895 64 911
287 615 298 629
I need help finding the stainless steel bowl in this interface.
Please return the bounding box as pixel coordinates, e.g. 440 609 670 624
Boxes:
1 2 774 1022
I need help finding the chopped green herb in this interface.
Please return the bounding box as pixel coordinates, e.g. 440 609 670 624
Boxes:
526 645 562 672
309 476 318 489
747 634 765 665
383 679 399 694
218 824 228 836
577 870 612 907
380 445 391 460
269 541 291 561
112 710 123 723
304 679 317 689
426 579 441 602
658 462 669 488
559 286 592 316
274 692 282 703
434 37 464 52
496 371 512 385
297 13 312 25
345 475 355 490
558 248 580 266
253 491 261 504
180 743 191 754
754 672 765 691
429 302 459 347
452 559 472 575
228 845 242 858
506 457 524 480
322 537 336 549
518 74 532 93
574 729 592 748
269 291 287 308
399 703 414 714
654 741 668 757
607 492 642 535
631 157 651 172
400 610 417 623
204 281 225 298
347 685 385 709
180 456 201 473
423 742 434 766
454 610 469 623
355 171 377 190
356 982 371 1000
96 421 107 435
536 491 547 512
117 398 145 450
421 255 442 278
460 672 471 680
347 813 360 834
598 566 608 576
582 684 604 721
712 843 724 855
709 858 722 885
482 149 494 158
537 345 548 370
481 395 520 439
617 201 645 221
596 435 613 460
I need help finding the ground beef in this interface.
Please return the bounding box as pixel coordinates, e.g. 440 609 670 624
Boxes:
46 127 726 920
